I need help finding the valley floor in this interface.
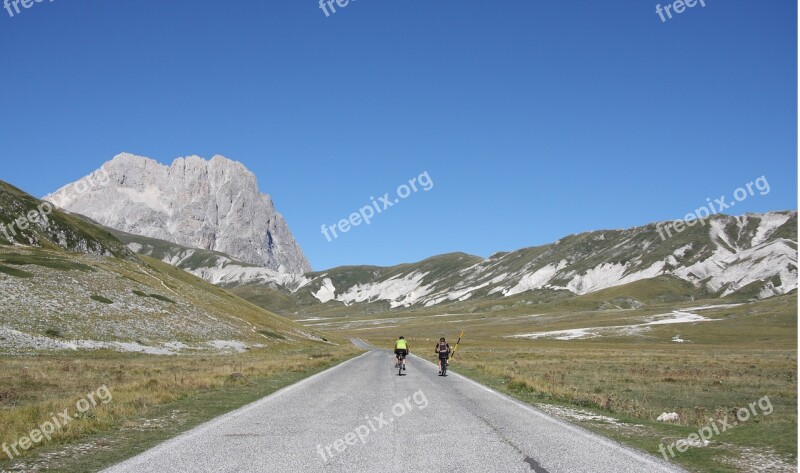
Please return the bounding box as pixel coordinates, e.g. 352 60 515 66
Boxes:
0 288 795 472
317 293 798 473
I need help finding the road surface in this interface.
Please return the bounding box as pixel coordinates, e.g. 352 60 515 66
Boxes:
104 339 686 472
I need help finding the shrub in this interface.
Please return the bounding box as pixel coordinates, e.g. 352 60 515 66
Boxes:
90 295 113 304
258 330 286 340
45 328 63 338
0 264 34 278
148 293 175 304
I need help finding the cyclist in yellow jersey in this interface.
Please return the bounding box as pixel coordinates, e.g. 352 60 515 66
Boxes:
394 336 409 371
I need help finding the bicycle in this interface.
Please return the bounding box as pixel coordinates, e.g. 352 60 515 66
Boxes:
397 352 406 376
439 356 449 377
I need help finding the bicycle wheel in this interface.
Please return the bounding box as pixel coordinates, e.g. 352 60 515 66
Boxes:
440 358 447 376
398 356 404 376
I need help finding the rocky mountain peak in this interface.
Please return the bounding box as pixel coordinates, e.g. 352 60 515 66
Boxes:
45 153 311 273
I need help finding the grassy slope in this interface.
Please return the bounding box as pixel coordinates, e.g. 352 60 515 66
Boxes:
138 255 323 339
0 243 329 345
229 283 304 314
0 181 130 258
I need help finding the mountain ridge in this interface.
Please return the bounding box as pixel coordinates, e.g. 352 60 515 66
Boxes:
109 208 797 313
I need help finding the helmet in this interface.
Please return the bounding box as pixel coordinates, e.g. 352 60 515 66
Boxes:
399 336 405 339
439 337 446 342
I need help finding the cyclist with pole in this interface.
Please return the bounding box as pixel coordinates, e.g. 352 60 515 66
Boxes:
434 337 451 375
394 336 409 371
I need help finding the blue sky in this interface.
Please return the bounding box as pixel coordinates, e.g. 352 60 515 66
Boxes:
0 1 796 270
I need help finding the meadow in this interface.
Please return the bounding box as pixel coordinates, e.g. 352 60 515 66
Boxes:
0 344 361 471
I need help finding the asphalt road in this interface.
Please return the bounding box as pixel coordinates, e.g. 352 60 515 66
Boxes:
104 340 687 473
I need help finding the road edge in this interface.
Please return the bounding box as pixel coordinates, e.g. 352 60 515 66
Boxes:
102 350 371 472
